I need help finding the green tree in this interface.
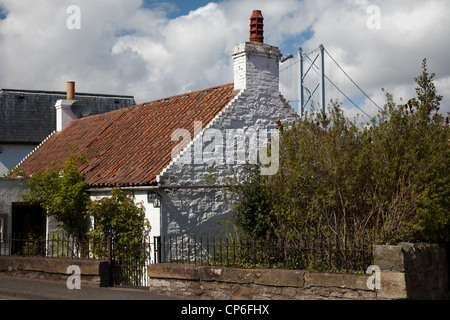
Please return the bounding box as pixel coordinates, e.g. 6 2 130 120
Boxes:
234 58 450 246
87 188 149 259
21 153 90 243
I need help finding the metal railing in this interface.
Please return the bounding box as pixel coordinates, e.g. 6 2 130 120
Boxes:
0 233 153 287
0 233 109 259
154 236 373 273
1 233 374 274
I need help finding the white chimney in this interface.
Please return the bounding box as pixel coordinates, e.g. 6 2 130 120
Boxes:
55 81 77 131
231 10 282 93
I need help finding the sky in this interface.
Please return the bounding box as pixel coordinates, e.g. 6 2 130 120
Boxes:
0 0 449 120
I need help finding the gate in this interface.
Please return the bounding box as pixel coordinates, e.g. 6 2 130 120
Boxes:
109 237 153 287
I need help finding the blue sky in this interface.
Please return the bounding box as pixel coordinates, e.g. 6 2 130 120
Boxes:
142 0 214 18
0 0 449 119
0 5 7 19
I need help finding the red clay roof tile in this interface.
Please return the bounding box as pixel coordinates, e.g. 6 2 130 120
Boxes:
18 83 238 187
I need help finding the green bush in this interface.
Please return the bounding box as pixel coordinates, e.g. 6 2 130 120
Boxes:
234 59 449 246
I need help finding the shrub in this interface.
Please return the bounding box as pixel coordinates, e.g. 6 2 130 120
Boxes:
234 59 449 245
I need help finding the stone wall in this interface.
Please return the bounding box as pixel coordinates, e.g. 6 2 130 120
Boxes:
148 264 377 300
0 256 110 287
148 243 450 300
374 242 449 300
160 187 236 239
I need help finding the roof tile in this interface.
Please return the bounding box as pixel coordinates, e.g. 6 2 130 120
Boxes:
18 83 238 187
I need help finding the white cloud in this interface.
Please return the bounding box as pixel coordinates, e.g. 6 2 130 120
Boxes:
300 0 450 116
0 0 448 118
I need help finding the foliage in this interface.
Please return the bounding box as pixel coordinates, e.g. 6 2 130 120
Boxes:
17 152 150 263
20 153 90 242
87 188 150 260
21 233 46 256
233 58 450 246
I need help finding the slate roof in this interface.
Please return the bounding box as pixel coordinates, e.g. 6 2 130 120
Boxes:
17 83 239 187
0 89 136 143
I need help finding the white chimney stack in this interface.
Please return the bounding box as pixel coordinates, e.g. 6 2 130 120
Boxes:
55 81 77 131
231 11 282 93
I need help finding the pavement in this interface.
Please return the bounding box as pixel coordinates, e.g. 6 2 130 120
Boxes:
0 275 191 300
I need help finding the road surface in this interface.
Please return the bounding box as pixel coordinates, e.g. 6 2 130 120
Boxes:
0 275 189 300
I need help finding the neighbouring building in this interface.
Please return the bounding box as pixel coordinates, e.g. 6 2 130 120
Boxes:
0 82 135 242
0 83 136 176
3 11 298 250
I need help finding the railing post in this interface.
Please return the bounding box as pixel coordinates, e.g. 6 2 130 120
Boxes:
107 235 113 265
153 236 161 263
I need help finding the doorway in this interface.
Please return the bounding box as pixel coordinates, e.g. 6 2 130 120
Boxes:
12 203 46 236
11 203 46 255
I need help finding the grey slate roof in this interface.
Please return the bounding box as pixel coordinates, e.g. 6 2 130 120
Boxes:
0 89 136 143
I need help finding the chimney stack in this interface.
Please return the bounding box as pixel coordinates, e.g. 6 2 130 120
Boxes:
231 11 281 92
66 81 76 100
249 10 264 43
55 81 78 131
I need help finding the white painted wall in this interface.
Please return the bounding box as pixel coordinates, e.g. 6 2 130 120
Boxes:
55 99 78 132
88 190 158 241
156 41 298 239
0 178 28 253
133 190 161 241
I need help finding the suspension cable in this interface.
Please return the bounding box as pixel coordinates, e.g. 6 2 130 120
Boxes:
323 47 382 111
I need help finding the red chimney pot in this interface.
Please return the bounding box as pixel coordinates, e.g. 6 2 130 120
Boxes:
67 81 75 100
250 10 264 43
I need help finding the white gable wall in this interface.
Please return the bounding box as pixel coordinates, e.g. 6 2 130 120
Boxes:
156 41 298 240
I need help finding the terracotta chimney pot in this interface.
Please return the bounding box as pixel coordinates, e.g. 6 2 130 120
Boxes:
67 81 75 100
250 10 264 43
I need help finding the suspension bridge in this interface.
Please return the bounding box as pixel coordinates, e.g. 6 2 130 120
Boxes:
279 44 382 120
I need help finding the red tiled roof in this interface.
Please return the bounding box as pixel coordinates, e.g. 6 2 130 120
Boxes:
18 83 239 187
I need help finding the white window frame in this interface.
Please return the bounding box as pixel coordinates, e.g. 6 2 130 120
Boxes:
0 217 3 241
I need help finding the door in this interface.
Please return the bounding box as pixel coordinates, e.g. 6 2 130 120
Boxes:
11 203 46 255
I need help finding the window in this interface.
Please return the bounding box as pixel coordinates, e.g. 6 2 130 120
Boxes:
0 214 8 242
0 217 3 241
147 192 161 208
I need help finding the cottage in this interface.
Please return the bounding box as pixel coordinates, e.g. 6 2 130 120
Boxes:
0 83 135 243
8 11 297 244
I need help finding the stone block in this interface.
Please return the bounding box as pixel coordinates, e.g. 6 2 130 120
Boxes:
377 271 407 300
148 263 198 280
0 257 12 271
254 269 304 287
13 257 45 272
373 245 405 272
304 271 369 291
197 266 255 284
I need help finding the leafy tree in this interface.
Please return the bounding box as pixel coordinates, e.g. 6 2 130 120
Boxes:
234 58 449 246
21 153 90 243
17 152 150 262
87 188 149 259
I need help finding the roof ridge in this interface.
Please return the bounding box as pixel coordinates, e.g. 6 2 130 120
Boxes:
73 83 235 123
0 88 134 98
141 83 234 106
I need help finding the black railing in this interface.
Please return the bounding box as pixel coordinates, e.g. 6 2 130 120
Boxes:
1 233 374 274
154 236 374 273
0 233 153 287
0 233 110 259
109 237 153 287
